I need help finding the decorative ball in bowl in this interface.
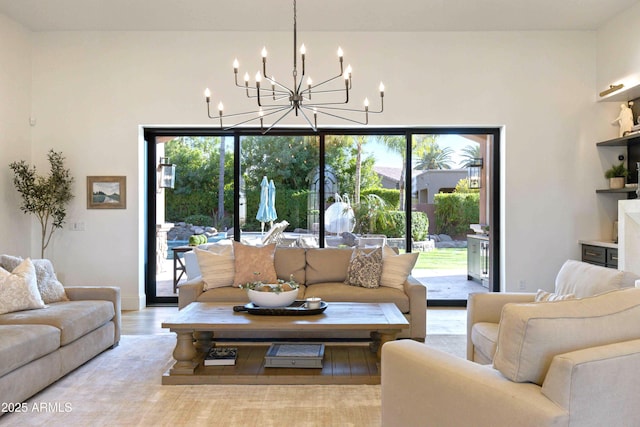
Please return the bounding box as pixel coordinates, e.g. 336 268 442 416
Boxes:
246 286 298 308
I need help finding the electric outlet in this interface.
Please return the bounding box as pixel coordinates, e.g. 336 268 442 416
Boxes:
518 280 526 291
70 222 85 231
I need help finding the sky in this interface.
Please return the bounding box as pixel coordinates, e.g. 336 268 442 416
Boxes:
366 134 477 169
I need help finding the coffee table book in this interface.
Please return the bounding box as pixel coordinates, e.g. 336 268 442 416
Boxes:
204 347 238 366
264 343 325 368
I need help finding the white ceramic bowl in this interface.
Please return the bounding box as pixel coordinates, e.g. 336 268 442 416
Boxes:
247 287 298 308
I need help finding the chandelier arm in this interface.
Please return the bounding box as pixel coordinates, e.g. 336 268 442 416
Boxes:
221 106 293 130
304 106 368 125
264 76 295 95
261 107 296 134
299 73 343 94
308 104 383 114
297 107 318 132
218 105 290 120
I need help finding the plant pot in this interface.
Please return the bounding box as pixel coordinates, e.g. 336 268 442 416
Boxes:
609 177 625 189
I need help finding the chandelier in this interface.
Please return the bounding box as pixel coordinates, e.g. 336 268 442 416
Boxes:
204 0 384 133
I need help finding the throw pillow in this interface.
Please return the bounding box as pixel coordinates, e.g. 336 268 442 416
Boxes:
534 289 576 302
195 247 235 290
345 247 383 289
0 255 68 303
0 258 46 315
380 245 419 290
232 242 278 287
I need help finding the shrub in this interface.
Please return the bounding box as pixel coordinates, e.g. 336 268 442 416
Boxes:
434 193 479 236
184 214 214 227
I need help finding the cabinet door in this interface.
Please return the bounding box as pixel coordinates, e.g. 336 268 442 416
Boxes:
467 237 481 280
582 245 606 266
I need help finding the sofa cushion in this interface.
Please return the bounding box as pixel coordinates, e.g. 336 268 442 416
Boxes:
197 284 306 304
274 247 306 285
381 246 419 290
1 255 68 303
195 247 235 290
305 282 410 313
470 322 499 364
493 287 640 385
233 242 278 286
305 248 353 285
0 300 115 346
554 259 631 298
0 258 46 315
0 324 60 377
345 247 383 288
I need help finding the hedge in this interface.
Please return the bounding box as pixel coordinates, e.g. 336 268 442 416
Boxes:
434 193 479 236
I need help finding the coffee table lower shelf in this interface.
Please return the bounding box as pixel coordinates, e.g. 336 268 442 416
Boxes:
162 344 380 385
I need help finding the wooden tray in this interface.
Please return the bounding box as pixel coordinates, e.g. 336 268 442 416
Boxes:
233 300 328 315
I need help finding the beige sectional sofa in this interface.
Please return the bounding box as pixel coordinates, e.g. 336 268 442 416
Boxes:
0 257 121 409
179 246 426 341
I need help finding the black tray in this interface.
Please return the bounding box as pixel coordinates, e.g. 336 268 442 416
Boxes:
233 300 327 316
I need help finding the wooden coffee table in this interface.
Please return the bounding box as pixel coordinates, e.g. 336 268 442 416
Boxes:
161 301 409 385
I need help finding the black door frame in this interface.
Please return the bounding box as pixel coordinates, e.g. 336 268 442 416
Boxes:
144 126 501 306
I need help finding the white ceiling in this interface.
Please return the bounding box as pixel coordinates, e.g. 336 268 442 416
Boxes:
0 0 638 32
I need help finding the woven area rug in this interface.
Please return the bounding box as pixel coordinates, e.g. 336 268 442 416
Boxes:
2 334 466 427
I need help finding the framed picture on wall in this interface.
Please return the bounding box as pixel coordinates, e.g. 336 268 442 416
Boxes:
87 176 126 209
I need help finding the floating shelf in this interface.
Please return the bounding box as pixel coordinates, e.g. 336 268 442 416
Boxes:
596 133 640 147
596 188 638 194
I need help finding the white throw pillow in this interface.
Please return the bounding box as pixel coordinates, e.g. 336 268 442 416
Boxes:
534 289 576 302
554 259 625 298
195 247 235 290
380 245 419 290
0 254 68 303
0 258 46 315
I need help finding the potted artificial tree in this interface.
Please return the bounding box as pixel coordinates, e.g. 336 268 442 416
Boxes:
604 162 629 190
9 150 74 258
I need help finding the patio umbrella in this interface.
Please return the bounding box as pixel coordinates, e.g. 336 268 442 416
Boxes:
256 176 270 235
266 179 278 227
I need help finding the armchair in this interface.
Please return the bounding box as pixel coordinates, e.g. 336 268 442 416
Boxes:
467 259 639 363
382 286 640 427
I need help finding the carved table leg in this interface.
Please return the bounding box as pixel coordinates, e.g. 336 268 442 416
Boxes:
194 331 213 354
170 330 198 375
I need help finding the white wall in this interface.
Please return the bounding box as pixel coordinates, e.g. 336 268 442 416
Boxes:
596 2 640 99
26 29 603 306
4 14 633 307
0 14 31 256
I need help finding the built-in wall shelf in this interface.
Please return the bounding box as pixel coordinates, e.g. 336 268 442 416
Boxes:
596 187 637 194
596 133 640 147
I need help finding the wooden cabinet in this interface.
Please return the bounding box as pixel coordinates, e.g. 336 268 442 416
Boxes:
581 244 618 269
467 235 489 287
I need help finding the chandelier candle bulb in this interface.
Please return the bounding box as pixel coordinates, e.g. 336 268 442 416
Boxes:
300 44 306 75
233 59 239 73
204 88 211 103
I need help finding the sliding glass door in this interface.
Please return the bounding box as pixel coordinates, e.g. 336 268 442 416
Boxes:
144 127 499 306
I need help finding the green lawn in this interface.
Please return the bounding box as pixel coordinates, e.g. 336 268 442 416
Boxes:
412 248 467 270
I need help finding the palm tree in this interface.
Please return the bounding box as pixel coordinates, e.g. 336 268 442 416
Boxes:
378 135 406 209
414 139 454 170
459 144 481 168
